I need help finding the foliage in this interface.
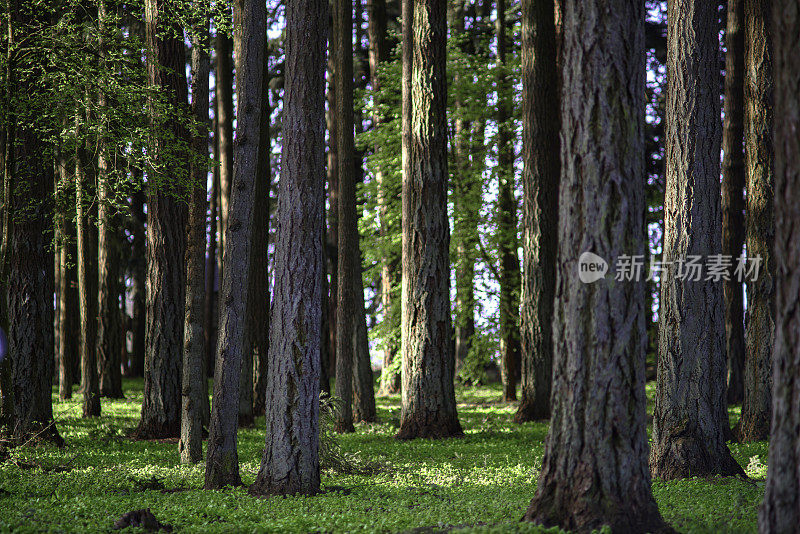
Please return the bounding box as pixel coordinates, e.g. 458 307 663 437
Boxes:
0 379 767 533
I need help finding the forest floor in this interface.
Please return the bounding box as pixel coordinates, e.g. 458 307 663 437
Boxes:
0 379 767 533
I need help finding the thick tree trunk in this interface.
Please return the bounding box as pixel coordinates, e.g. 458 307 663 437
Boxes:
250 44 271 417
6 105 61 443
179 12 210 465
736 0 774 443
204 0 265 488
136 0 189 439
128 187 146 379
249 0 326 495
722 0 746 406
496 0 520 403
650 0 744 480
515 0 559 424
396 0 462 440
523 2 667 530
76 116 101 419
758 5 800 530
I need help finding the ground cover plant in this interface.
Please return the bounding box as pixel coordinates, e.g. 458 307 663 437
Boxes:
0 380 766 533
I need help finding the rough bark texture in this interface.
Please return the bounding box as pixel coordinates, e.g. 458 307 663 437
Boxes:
249 0 326 495
249 43 271 418
721 0 746 406
650 0 744 480
758 3 800 531
6 104 61 443
496 0 520 403
136 0 188 439
524 2 667 531
397 0 462 440
76 116 101 419
179 15 210 465
736 0 774 444
204 0 265 488
515 0 558 424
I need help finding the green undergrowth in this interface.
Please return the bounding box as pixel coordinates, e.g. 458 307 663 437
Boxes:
0 379 767 533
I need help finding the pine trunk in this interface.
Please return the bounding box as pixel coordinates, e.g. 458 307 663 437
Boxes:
56 156 77 400
179 11 210 465
758 4 800 530
721 0 746 406
216 28 234 285
650 0 743 479
136 0 189 439
249 0 326 495
524 1 667 530
736 0 774 443
515 0 559 424
397 0 462 440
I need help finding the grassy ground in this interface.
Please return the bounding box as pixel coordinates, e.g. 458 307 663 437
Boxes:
0 379 767 533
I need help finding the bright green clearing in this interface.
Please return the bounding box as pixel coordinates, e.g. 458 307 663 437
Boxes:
0 379 767 533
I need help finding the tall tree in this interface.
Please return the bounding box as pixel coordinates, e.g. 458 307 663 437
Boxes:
523 1 667 530
496 0 520 403
721 0 746 406
179 5 210 465
96 1 124 399
215 26 234 283
326 48 339 385
396 0 462 440
650 0 743 479
136 0 189 439
76 109 101 419
515 0 558 423
56 156 78 400
128 186 146 378
758 4 800 530
249 0 327 495
736 0 774 443
204 0 265 488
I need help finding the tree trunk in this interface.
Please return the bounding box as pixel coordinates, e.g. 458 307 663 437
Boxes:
496 0 520 403
203 140 218 419
515 0 559 424
396 0 462 440
736 0 774 443
758 5 800 530
250 42 271 417
353 280 376 422
204 0 265 488
179 11 210 465
523 2 667 530
76 113 101 419
722 0 746 406
136 0 189 439
650 0 744 480
56 154 77 401
327 31 339 384
5 72 61 443
216 27 234 286
249 0 326 495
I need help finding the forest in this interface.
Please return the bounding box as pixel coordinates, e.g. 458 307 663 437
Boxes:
0 0 798 532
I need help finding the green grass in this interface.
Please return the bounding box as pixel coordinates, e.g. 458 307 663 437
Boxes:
0 379 767 533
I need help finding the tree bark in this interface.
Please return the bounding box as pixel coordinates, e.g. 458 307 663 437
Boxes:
650 0 744 480
758 4 800 530
515 0 559 424
76 112 101 419
179 11 210 465
249 0 326 495
327 43 339 384
523 1 667 530
736 0 774 443
216 27 234 286
56 153 77 401
396 0 462 440
204 0 265 488
721 0 746 406
496 0 520 403
128 186 146 379
136 0 189 439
